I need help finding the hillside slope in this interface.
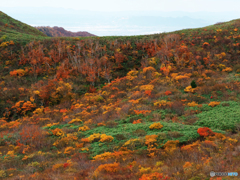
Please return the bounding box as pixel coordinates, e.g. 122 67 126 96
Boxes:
36 26 96 37
0 16 240 180
0 11 48 43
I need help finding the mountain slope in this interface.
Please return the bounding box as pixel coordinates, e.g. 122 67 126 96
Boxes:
36 26 96 37
0 11 47 37
0 11 48 44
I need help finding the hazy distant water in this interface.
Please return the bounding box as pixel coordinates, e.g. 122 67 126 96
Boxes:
30 23 208 37
58 25 165 36
31 23 202 36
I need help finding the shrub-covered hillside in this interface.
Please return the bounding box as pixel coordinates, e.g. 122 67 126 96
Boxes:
0 12 240 180
0 11 48 44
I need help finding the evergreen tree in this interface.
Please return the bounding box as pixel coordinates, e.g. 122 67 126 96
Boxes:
191 80 197 88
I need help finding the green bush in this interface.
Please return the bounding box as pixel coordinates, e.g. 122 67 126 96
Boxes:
191 80 197 88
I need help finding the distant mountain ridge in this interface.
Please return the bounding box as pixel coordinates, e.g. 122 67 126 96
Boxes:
35 26 96 37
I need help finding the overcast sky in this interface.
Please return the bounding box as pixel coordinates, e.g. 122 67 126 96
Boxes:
2 0 240 36
2 0 240 12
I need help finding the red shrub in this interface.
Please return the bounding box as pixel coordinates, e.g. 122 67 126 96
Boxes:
197 127 215 137
19 125 46 149
165 90 172 95
88 85 96 93
63 163 70 168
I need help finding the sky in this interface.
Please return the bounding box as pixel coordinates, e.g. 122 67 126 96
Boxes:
1 0 240 36
2 0 240 12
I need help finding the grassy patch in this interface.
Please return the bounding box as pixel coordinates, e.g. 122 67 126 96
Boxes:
193 101 240 132
78 120 224 157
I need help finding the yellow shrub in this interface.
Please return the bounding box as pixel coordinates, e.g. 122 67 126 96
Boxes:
175 75 189 81
0 41 9 47
208 101 220 107
154 100 172 108
68 118 82 124
78 126 90 131
123 139 139 146
81 148 89 151
0 170 6 178
164 140 179 153
148 57 157 65
33 90 40 95
218 64 226 69
145 134 158 146
52 163 64 170
187 101 198 107
140 85 154 91
221 52 226 57
139 167 152 174
154 72 162 78
44 122 59 128
127 70 138 77
143 66 156 74
88 133 101 142
156 161 164 167
184 73 192 77
84 119 93 124
100 134 114 142
91 95 104 102
64 147 75 155
93 152 113 160
149 123 163 130
184 86 197 93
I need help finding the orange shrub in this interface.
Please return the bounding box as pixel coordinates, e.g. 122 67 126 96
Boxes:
149 123 163 130
51 128 64 137
222 67 232 72
164 140 179 151
208 101 220 107
134 110 151 115
181 141 200 152
10 69 26 77
60 109 68 113
145 134 158 146
95 162 119 173
64 147 75 155
81 138 90 143
139 172 170 180
133 119 142 124
183 162 192 169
